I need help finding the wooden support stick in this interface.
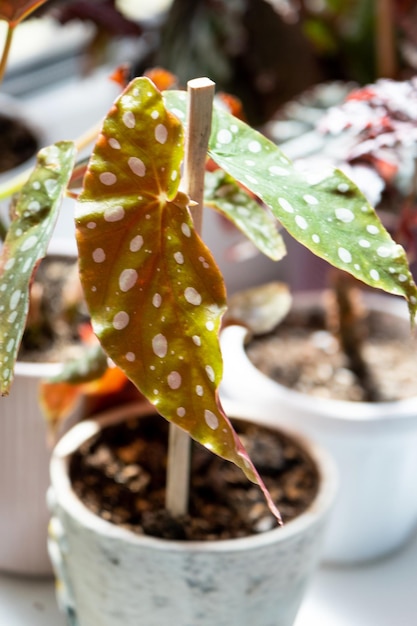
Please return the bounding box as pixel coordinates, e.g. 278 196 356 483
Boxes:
375 0 397 78
165 77 215 518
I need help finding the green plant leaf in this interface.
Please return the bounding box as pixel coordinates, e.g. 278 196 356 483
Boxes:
75 78 278 509
204 169 286 261
164 90 417 320
0 0 48 26
0 141 76 395
46 344 109 384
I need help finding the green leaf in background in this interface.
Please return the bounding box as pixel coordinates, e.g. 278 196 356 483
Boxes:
0 141 76 395
164 90 417 320
204 169 286 261
76 78 273 496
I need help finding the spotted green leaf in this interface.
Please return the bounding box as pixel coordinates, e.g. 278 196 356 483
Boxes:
164 90 417 319
75 78 278 507
0 141 76 395
204 169 286 261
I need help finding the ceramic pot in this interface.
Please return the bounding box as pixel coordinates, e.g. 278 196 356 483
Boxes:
220 291 417 563
0 242 82 575
48 399 337 626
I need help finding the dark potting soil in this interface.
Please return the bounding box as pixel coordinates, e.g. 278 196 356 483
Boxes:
18 255 89 363
70 413 319 541
0 114 39 173
246 301 417 402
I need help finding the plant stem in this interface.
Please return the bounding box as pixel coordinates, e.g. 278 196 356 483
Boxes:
375 0 397 78
0 23 15 87
165 77 215 518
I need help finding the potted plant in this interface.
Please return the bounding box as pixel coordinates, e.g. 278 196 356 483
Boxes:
2 73 415 623
1 8 416 619
220 75 417 564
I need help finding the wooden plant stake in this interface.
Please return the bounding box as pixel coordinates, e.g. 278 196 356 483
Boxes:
165 77 215 517
375 0 397 78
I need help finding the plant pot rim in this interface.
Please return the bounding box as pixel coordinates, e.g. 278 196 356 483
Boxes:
221 290 417 431
50 399 338 553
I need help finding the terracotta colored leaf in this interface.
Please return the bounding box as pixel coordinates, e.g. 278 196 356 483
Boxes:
0 141 76 395
40 363 128 430
204 169 286 261
0 0 48 26
164 91 417 319
75 78 278 511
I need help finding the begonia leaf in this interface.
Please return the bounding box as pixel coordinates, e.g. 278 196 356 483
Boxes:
204 169 286 261
164 90 417 320
75 78 277 508
0 141 76 395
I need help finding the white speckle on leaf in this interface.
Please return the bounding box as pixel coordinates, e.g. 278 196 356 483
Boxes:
217 129 232 144
335 208 355 223
370 269 380 281
92 248 106 263
113 311 129 330
109 138 121 149
155 124 168 144
205 410 219 430
181 223 191 237
21 236 37 251
128 157 146 177
184 287 202 305
100 172 117 186
278 197 294 213
104 206 125 222
248 140 261 153
338 247 352 263
152 334 168 358
123 111 135 128
130 235 144 252
119 269 138 292
168 371 182 389
303 194 319 205
153 293 162 308
295 215 308 230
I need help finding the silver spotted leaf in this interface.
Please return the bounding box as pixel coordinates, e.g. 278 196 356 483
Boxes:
164 90 417 320
0 141 76 395
75 77 280 515
204 169 286 261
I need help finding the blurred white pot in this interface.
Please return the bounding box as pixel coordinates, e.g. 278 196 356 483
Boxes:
0 241 82 575
48 399 337 626
220 292 417 564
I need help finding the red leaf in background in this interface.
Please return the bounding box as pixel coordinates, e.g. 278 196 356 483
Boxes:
0 0 48 26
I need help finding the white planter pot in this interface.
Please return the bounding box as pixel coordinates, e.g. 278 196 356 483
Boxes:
48 399 337 626
220 291 417 564
0 242 81 575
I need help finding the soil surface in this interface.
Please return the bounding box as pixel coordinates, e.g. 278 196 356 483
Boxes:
246 300 417 402
18 255 89 363
70 413 319 541
0 114 39 173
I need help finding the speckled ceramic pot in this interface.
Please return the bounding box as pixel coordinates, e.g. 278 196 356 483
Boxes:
220 291 417 564
48 399 337 626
